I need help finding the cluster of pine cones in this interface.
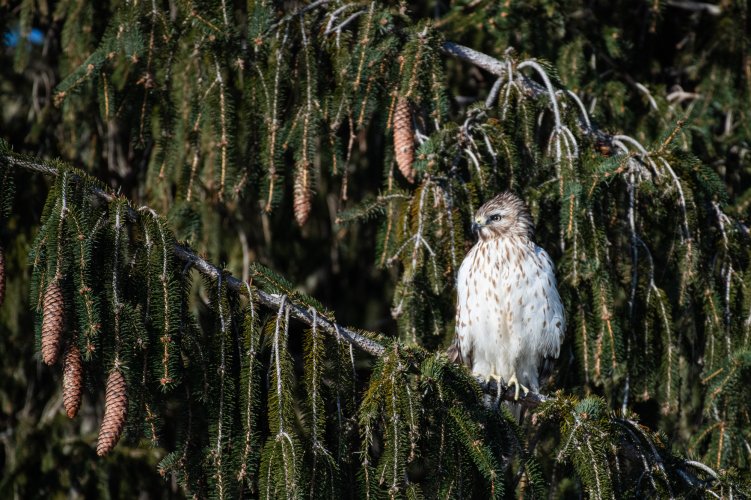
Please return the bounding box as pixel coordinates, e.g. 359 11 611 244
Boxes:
38 275 127 457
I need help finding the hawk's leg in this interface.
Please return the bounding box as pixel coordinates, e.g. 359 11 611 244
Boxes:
506 372 529 401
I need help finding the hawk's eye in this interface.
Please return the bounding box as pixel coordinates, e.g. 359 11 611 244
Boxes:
489 214 502 222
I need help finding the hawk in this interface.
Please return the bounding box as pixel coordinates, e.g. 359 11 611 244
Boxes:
453 192 565 401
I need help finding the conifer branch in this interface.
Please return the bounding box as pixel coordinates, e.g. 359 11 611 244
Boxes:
2 151 553 406
3 154 384 356
441 42 614 152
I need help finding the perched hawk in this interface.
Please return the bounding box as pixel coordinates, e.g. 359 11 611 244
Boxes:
453 192 565 401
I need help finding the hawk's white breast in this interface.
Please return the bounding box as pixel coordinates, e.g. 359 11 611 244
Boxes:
455 236 564 392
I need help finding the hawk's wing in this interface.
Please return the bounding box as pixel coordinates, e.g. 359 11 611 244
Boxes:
535 245 565 360
452 245 477 370
525 245 565 392
446 336 464 365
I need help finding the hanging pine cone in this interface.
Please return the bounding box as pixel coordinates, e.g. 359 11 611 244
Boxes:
41 279 64 365
293 163 312 227
62 343 83 418
0 245 5 306
97 369 128 456
393 97 416 183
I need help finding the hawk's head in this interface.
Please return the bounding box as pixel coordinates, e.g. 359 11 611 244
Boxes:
472 192 534 241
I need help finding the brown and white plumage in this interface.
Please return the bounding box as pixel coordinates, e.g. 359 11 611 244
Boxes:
454 192 565 402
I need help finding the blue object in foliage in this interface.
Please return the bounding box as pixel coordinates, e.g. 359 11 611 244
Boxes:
3 27 44 47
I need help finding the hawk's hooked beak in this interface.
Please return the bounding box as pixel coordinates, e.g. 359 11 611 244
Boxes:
471 220 484 236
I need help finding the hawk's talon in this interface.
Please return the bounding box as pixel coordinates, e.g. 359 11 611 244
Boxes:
484 373 505 399
506 373 529 401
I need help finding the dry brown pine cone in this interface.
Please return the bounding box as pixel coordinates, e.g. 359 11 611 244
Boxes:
41 280 64 365
293 164 312 227
63 343 83 418
393 97 416 183
97 369 128 456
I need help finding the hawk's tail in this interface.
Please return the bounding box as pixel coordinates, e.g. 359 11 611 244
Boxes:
482 396 525 422
506 401 524 422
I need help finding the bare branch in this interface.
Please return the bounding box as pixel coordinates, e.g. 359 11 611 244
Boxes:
666 1 722 15
441 41 506 76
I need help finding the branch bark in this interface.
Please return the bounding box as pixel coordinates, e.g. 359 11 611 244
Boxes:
171 243 387 357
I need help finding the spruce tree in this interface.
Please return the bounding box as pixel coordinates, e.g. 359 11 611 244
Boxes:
0 0 749 497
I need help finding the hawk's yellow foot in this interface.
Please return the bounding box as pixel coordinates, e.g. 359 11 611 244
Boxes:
506 373 529 401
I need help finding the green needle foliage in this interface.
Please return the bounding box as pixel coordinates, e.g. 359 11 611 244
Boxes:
1 0 750 498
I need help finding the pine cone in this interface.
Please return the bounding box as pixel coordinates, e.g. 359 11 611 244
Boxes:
41 280 64 365
97 369 128 456
393 97 416 183
62 343 83 418
0 245 5 306
293 163 311 227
